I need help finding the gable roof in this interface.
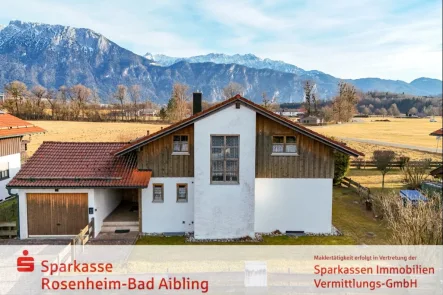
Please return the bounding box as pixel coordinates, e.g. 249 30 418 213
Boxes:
430 128 443 136
0 112 46 138
113 95 363 157
7 142 151 188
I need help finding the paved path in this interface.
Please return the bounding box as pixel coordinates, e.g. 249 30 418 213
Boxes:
340 137 442 154
88 231 139 245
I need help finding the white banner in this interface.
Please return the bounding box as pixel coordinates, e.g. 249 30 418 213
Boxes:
0 245 442 294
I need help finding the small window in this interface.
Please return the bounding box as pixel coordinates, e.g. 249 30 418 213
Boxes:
272 135 297 154
173 135 189 152
176 184 188 202
152 184 164 202
0 162 9 180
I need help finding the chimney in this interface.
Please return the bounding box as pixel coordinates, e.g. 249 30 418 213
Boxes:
147 130 150 136
193 92 202 115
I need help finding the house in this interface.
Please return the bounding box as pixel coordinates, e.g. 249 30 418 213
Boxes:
8 94 362 240
0 112 45 201
300 116 323 126
275 108 305 117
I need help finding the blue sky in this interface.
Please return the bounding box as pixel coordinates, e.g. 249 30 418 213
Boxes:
0 0 441 82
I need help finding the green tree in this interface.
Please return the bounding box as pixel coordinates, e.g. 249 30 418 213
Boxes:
333 152 350 185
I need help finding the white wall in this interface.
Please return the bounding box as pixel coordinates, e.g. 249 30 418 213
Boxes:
0 153 21 201
141 177 194 233
90 189 122 236
18 188 94 239
194 104 256 239
255 178 333 234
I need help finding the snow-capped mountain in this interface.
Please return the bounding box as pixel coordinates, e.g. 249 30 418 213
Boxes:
146 52 442 97
145 52 307 75
0 20 441 104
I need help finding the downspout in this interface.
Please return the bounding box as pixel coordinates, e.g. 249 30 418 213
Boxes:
7 187 20 239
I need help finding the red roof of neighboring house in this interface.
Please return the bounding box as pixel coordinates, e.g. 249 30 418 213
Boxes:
430 128 443 136
0 113 46 138
113 95 364 157
7 142 151 188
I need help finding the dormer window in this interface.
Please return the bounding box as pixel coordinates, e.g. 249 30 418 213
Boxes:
173 135 189 154
272 135 298 155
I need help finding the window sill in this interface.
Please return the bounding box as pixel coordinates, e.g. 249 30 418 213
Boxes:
210 182 240 185
152 200 164 203
271 153 299 157
176 200 188 203
172 152 190 156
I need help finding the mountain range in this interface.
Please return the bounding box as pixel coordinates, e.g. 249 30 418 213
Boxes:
0 20 441 104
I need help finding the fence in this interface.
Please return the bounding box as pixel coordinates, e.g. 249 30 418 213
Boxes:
341 177 374 202
350 160 442 169
0 221 17 238
70 218 95 257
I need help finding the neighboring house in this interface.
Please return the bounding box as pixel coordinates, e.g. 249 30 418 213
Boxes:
301 116 323 126
8 94 362 240
137 108 159 117
0 112 45 201
275 108 305 117
430 128 443 137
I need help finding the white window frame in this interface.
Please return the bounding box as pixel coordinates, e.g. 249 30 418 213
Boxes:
172 134 189 155
271 135 298 156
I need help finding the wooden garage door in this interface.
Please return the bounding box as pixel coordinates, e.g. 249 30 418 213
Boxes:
27 193 88 236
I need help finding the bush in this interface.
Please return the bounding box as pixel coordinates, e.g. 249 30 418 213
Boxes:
403 160 431 189
333 152 350 185
374 192 442 245
398 156 410 170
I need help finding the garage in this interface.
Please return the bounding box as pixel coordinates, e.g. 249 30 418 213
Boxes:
27 193 88 236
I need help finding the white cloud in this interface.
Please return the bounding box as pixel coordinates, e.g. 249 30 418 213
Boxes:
0 0 441 81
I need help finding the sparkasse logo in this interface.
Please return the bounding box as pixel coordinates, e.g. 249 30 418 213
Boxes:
17 250 34 272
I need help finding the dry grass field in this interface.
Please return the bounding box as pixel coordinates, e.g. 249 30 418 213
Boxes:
309 117 442 149
26 119 442 162
27 120 168 155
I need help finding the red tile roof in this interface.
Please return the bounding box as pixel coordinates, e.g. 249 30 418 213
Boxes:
7 142 151 188
430 128 443 136
113 95 364 157
0 113 46 138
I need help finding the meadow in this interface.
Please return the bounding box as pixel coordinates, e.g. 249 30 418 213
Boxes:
310 117 442 149
26 118 442 161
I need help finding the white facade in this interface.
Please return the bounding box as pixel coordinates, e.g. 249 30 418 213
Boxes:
194 104 256 239
254 178 332 233
90 189 121 235
141 177 194 233
18 188 121 238
0 153 21 201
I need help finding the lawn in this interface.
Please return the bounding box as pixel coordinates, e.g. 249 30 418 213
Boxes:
347 167 409 195
136 186 389 245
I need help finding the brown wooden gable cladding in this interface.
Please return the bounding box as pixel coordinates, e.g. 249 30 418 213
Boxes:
256 114 335 178
0 137 21 157
137 124 194 177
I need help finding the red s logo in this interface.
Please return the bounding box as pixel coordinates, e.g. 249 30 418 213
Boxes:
17 250 34 272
